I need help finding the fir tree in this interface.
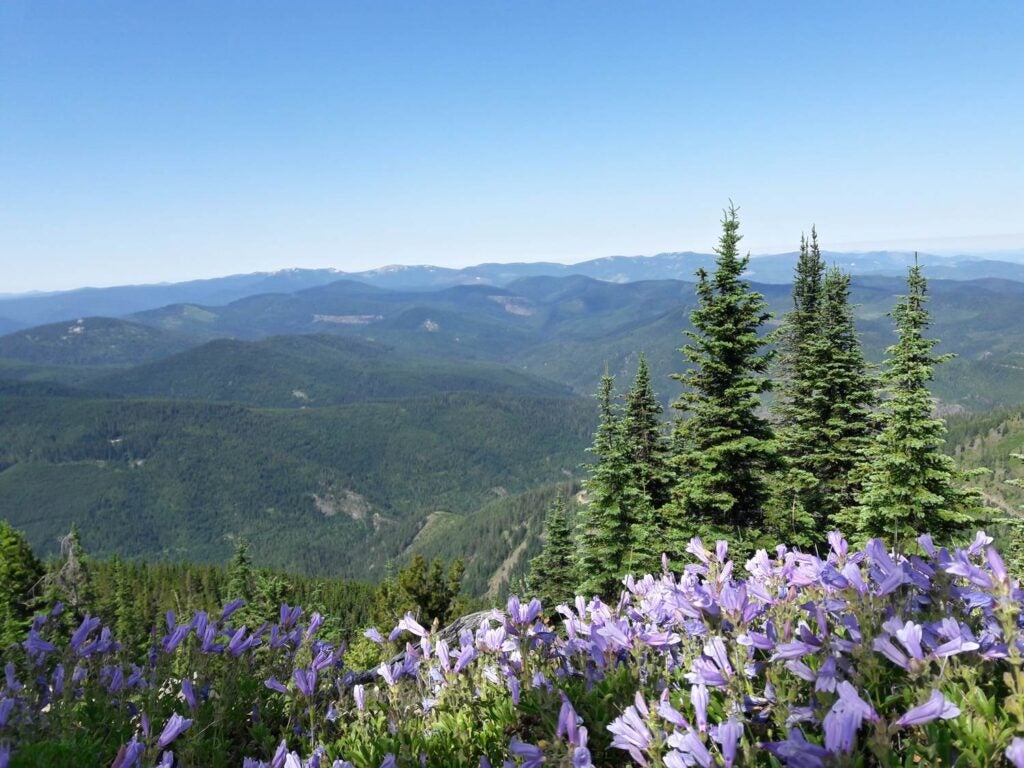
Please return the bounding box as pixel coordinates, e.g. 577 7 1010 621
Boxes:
227 538 254 603
528 494 578 609
577 373 631 598
621 355 669 573
667 204 779 551
0 520 44 647
839 260 979 545
812 268 879 521
771 230 878 540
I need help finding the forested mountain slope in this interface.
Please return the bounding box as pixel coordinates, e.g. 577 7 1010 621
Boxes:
0 389 593 579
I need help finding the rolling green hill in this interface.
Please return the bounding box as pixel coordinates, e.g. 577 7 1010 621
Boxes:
5 274 1024 410
87 334 574 407
0 316 197 366
0 389 593 580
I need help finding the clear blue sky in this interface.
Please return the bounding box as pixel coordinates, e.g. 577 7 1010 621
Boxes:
1 1 1022 292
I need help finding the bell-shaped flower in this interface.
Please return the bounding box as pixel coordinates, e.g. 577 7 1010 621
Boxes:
894 690 960 727
156 712 192 750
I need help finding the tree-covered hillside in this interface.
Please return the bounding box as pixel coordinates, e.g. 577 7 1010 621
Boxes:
0 389 593 580
87 334 574 407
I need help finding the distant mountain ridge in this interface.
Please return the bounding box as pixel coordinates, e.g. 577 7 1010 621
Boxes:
3 250 1024 330
4 273 1024 412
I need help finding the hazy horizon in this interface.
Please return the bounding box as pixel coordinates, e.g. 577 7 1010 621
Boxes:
3 244 1024 298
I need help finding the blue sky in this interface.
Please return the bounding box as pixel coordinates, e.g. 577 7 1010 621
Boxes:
1 1 1022 292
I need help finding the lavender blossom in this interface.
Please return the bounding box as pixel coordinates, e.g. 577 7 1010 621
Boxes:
509 737 544 768
894 690 961 727
221 599 246 621
1006 737 1024 768
608 698 653 765
822 682 878 753
353 684 366 712
156 712 192 750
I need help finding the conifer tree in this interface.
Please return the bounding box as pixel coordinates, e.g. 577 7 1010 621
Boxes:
227 538 253 603
622 355 669 573
667 204 779 551
812 268 879 520
528 494 578 608
0 520 44 647
839 260 979 545
577 373 631 598
771 230 878 540
774 231 825 448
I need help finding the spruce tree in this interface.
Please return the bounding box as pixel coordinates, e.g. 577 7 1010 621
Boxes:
839 260 978 545
227 538 253 603
812 268 878 521
577 373 631 598
667 204 779 551
0 521 44 647
528 494 578 608
770 232 827 543
622 355 669 573
771 229 878 540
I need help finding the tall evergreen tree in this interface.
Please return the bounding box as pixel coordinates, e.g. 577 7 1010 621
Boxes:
812 268 879 521
622 355 670 573
577 373 631 598
227 538 254 603
0 520 44 647
839 260 979 545
771 230 878 540
667 204 779 551
774 230 825 446
528 494 578 609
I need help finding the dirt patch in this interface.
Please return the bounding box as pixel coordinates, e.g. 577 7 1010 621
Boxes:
312 489 371 521
487 531 531 599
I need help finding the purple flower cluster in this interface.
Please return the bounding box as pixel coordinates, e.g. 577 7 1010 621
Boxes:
3 531 1024 766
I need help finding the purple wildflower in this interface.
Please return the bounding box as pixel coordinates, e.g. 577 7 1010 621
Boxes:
894 690 961 727
823 682 877 753
292 668 316 698
69 615 101 653
608 699 653 765
509 737 544 768
111 737 145 768
713 718 743 767
761 729 829 767
23 629 57 660
666 728 712 768
156 712 192 750
3 664 21 694
221 599 246 621
304 612 324 642
507 596 543 626
691 683 708 732
353 684 366 712
1006 737 1024 768
264 677 288 695
393 612 427 639
453 644 476 673
181 679 197 710
0 698 13 728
